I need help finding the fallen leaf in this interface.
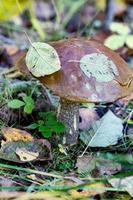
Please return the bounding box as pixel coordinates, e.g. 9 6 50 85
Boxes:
90 110 123 147
1 127 33 143
26 42 61 77
0 176 14 188
16 147 39 162
104 34 125 50
0 139 51 163
69 182 105 198
126 35 133 49
110 22 130 35
76 155 121 176
3 44 25 65
80 110 123 147
79 108 99 130
0 0 30 21
76 155 95 175
109 176 133 197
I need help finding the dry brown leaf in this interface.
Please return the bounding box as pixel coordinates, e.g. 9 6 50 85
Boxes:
76 155 121 176
2 44 26 66
0 139 51 163
79 108 99 130
1 127 33 144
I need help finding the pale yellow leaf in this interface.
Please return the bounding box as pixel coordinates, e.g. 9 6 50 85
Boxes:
104 34 125 50
125 35 133 49
16 147 39 161
26 42 61 77
0 0 31 21
110 22 130 35
70 182 105 198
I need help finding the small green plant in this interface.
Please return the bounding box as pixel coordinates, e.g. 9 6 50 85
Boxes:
28 111 66 138
7 95 35 114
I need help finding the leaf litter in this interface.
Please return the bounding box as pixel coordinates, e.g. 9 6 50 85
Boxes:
0 0 133 199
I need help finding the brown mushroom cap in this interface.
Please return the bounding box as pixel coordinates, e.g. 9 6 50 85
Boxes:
38 38 133 103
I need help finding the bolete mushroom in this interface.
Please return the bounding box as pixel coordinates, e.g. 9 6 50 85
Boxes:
20 38 133 145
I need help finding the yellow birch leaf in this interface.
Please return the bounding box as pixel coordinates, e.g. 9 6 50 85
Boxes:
125 35 133 49
0 0 31 21
110 22 130 35
104 34 125 50
26 42 61 77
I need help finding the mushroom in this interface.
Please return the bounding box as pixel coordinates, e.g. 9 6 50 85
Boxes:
19 38 133 146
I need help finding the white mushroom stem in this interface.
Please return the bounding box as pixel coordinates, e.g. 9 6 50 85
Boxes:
57 98 79 145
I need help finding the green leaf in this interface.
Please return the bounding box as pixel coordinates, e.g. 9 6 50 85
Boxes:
52 122 65 133
23 96 34 105
42 130 52 138
26 42 61 77
39 126 52 138
46 115 57 125
8 99 25 109
104 34 126 50
127 119 133 125
23 96 35 114
23 105 33 114
39 112 47 119
39 111 55 120
38 120 44 126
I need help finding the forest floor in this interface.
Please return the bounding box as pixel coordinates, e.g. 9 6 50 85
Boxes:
0 0 133 199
